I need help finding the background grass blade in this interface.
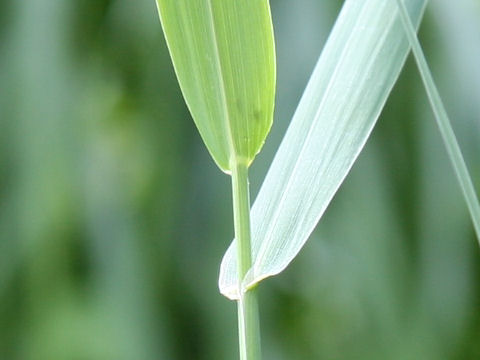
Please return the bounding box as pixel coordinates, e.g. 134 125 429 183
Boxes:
219 0 427 300
155 0 275 172
395 0 480 242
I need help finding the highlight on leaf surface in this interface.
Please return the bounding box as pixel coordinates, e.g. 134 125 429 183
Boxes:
155 0 276 172
219 0 427 300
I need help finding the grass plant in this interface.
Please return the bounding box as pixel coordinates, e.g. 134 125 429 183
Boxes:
155 1 275 359
2 0 480 358
155 0 479 358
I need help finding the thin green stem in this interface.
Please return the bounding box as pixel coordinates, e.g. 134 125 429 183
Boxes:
231 160 261 360
395 0 480 242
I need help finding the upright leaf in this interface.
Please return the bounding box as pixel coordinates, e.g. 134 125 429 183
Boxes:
219 0 427 300
156 0 276 172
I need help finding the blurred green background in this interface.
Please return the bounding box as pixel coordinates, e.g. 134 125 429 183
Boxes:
1 0 480 359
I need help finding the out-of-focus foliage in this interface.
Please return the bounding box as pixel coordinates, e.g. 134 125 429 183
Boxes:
0 1 479 359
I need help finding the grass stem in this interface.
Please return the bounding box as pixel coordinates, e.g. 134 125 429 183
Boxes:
396 0 480 242
231 160 261 360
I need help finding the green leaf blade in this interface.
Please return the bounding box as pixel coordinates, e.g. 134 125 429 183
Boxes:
219 0 427 300
156 0 276 172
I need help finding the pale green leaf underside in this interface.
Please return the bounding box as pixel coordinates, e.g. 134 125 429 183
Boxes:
219 0 427 300
156 0 276 172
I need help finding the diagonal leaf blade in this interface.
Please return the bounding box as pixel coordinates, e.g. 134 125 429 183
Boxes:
395 0 480 241
219 0 427 300
155 0 276 172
